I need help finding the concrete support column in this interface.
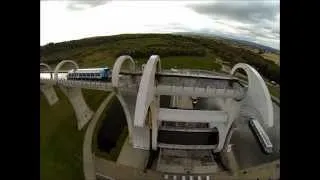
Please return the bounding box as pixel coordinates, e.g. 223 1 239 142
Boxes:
40 85 59 106
60 86 94 130
215 98 240 152
215 125 228 153
151 96 160 150
52 60 93 130
40 62 59 106
222 124 236 152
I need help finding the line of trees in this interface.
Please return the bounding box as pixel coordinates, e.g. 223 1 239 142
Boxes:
115 47 206 59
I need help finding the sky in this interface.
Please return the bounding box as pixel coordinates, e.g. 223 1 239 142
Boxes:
40 0 279 49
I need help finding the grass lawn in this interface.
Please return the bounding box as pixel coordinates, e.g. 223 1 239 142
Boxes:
40 88 109 180
267 85 280 99
40 88 85 180
133 55 222 71
161 56 222 71
261 52 280 65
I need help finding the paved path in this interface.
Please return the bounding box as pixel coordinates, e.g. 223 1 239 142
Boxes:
95 156 279 180
95 156 162 180
221 147 239 175
83 92 116 180
116 137 149 169
236 160 280 179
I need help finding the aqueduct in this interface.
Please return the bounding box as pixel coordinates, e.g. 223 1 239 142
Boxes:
40 55 276 180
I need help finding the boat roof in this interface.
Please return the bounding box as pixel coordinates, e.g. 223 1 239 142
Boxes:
68 67 110 72
77 67 109 71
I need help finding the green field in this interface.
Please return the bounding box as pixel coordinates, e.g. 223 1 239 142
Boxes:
267 85 280 99
161 56 222 71
41 89 85 180
40 88 110 180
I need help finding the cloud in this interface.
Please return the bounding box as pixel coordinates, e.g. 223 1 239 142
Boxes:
188 1 279 24
40 0 112 10
67 0 112 10
187 1 280 49
40 0 279 49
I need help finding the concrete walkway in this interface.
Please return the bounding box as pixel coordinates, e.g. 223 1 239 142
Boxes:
221 147 239 175
83 92 116 180
95 156 162 180
116 137 149 169
95 155 279 180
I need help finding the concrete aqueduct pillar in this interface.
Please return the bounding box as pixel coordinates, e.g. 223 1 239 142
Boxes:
54 60 94 130
40 63 59 106
215 98 241 153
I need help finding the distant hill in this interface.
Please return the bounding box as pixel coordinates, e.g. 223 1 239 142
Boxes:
223 38 280 54
174 32 280 54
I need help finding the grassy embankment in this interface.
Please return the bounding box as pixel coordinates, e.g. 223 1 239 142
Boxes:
41 88 114 180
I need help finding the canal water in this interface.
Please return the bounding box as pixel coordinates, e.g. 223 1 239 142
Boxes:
97 98 127 152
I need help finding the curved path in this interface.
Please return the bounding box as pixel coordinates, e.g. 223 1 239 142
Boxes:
83 92 116 180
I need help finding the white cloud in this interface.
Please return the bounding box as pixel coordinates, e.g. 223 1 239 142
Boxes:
40 1 279 49
41 1 209 45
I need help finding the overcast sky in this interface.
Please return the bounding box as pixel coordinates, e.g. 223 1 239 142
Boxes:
40 0 279 49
